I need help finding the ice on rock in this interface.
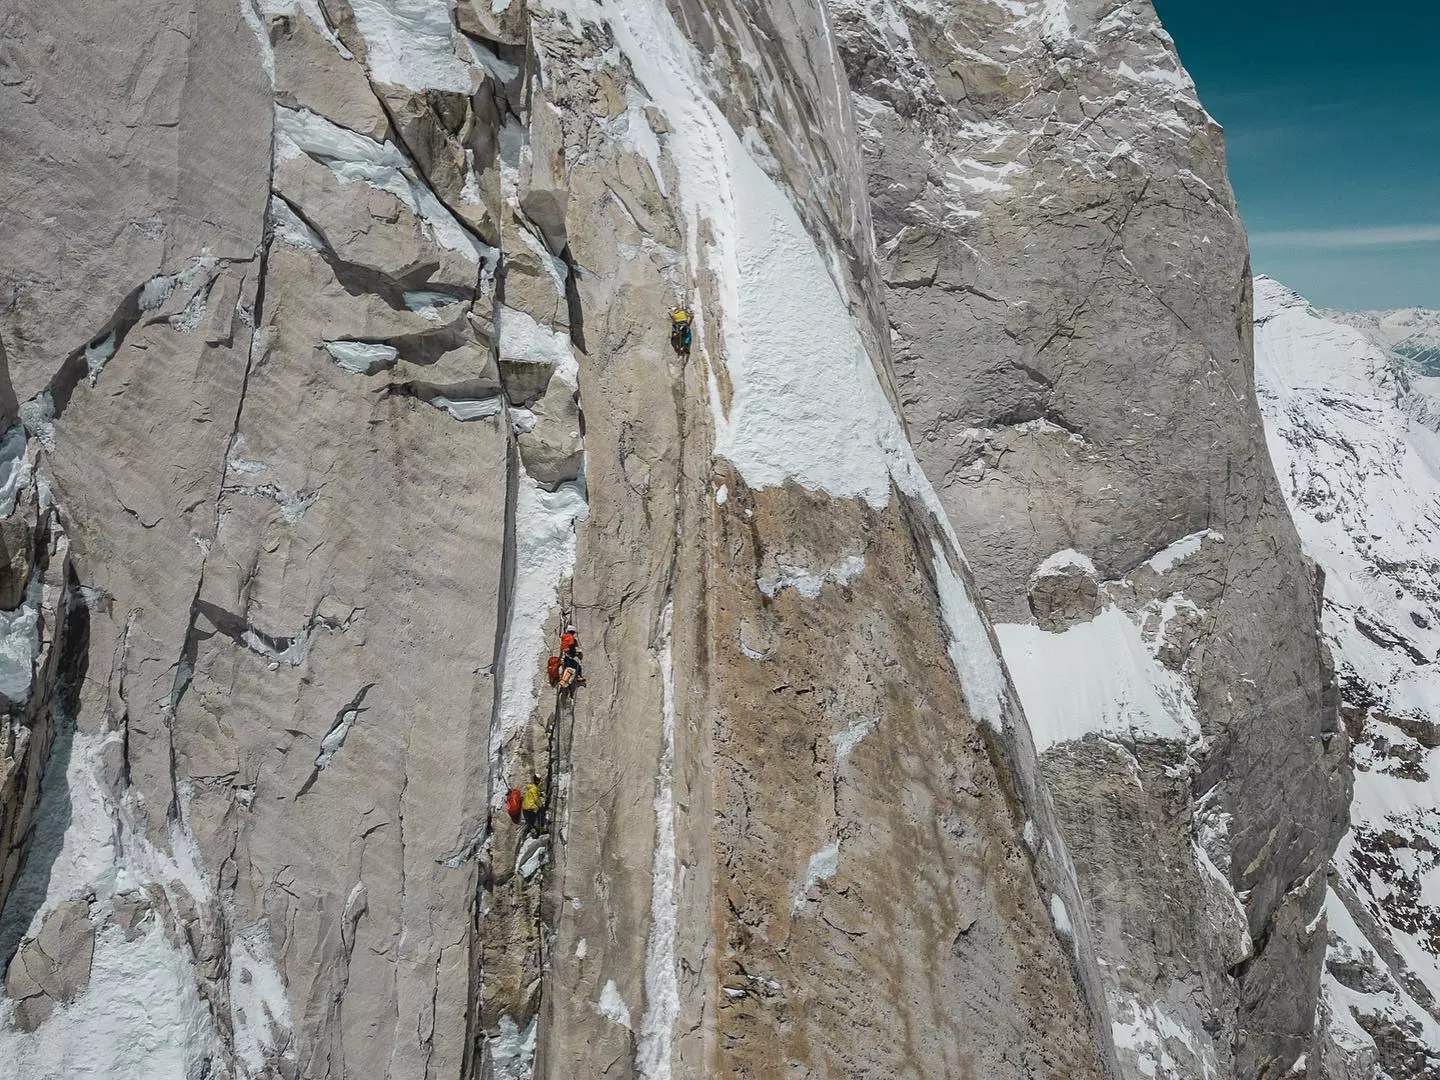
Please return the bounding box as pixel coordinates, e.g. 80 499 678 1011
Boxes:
0 424 31 517
324 340 399 375
0 578 42 703
274 107 490 262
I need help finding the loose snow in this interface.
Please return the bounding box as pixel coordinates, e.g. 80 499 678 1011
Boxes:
636 602 680 1080
995 606 1200 752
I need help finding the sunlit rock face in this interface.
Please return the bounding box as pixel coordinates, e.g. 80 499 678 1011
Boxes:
0 2 1371 1079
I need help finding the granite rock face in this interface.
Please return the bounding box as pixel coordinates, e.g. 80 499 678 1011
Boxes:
830 1 1349 1076
0 1 1362 1078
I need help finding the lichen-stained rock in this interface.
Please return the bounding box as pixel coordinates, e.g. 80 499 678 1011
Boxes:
829 0 1350 1075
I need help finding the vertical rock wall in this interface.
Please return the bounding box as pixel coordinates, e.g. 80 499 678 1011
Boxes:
0 1 1362 1078
828 1 1351 1076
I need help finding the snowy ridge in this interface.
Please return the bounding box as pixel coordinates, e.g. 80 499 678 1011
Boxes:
1255 275 1440 1071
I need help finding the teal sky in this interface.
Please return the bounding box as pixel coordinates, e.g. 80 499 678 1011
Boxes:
1153 0 1440 311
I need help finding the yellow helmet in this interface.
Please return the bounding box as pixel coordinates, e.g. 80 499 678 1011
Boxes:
671 308 691 324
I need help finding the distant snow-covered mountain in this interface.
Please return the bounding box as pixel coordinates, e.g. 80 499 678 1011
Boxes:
1322 304 1440 374
1254 276 1440 1077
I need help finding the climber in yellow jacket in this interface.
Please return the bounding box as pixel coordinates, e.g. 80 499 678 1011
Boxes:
521 776 545 831
670 307 692 357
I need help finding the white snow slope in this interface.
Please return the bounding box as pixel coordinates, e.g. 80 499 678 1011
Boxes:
1255 275 1440 1073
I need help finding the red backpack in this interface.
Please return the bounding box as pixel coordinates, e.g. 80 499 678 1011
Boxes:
504 788 523 819
546 655 562 686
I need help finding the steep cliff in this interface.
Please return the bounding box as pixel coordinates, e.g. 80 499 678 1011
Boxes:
0 1 1362 1079
829 2 1348 1076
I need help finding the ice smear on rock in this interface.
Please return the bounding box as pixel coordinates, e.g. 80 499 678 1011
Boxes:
324 340 399 375
636 602 680 1080
487 1015 538 1080
0 423 31 517
274 107 490 262
756 554 864 599
931 540 1007 730
792 843 840 912
0 577 42 702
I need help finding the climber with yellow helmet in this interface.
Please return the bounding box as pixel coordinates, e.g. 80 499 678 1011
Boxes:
670 307 692 357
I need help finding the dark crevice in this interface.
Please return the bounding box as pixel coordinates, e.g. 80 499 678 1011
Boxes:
296 682 376 798
562 247 586 354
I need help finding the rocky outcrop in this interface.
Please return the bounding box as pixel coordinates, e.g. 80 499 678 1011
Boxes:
829 1 1349 1075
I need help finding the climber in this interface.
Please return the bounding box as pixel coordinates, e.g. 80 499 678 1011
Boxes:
521 775 545 831
558 624 585 690
670 307 693 357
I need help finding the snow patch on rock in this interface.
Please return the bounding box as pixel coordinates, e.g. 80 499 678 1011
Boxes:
756 554 865 599
792 843 840 912
995 606 1200 752
491 471 588 790
597 979 633 1029
348 0 473 92
932 540 1007 731
636 601 680 1080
